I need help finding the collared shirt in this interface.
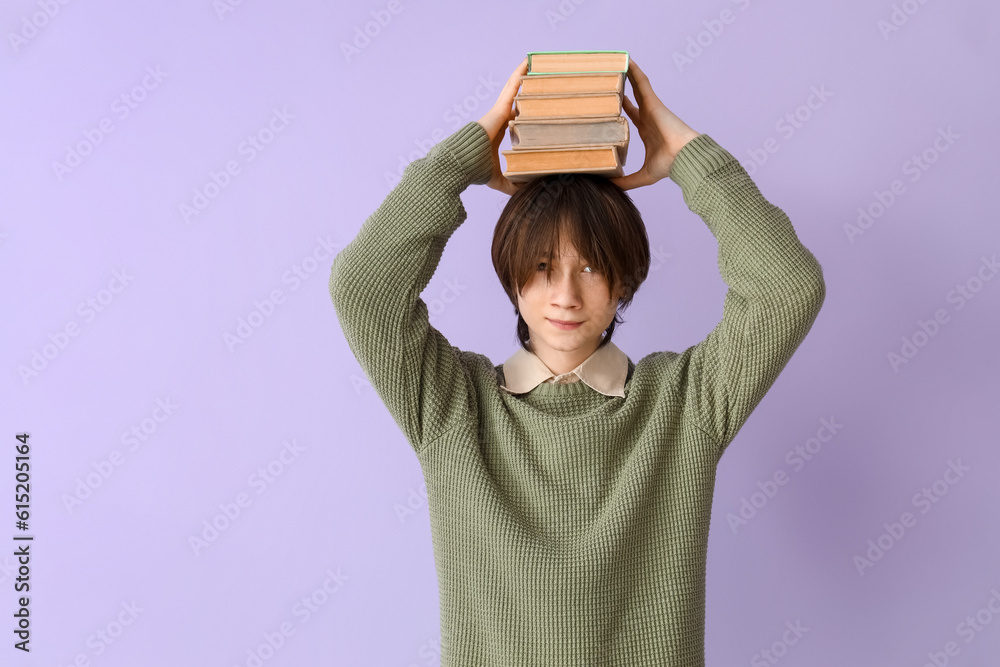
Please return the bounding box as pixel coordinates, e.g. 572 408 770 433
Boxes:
499 339 631 398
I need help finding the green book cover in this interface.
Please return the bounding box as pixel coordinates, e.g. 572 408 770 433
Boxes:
526 50 629 75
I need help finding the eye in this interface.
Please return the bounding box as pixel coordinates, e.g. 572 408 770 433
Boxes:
536 262 598 274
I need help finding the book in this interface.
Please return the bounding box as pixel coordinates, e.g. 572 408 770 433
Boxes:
518 71 625 95
513 92 622 119
509 117 629 149
525 50 629 75
502 144 628 183
502 50 631 183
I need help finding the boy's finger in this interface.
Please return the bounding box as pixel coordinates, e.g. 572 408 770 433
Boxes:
627 58 653 96
622 95 638 118
612 168 648 192
506 57 528 89
629 58 646 80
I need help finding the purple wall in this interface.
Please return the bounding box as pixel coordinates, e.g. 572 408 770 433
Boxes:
2 0 999 664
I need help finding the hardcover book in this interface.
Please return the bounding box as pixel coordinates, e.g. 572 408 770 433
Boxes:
508 116 629 149
501 144 627 183
518 71 625 95
525 50 629 75
513 92 622 119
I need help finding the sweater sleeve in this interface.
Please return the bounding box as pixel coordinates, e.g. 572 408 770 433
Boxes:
328 121 494 454
666 134 826 458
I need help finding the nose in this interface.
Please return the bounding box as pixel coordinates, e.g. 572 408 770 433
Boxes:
547 271 584 306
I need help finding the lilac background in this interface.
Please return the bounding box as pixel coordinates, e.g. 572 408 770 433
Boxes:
2 0 999 665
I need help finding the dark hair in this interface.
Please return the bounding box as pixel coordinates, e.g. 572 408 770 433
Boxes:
491 172 650 352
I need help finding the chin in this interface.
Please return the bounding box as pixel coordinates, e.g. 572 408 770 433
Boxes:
546 332 589 349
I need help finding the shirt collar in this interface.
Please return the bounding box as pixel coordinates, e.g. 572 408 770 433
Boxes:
500 339 630 398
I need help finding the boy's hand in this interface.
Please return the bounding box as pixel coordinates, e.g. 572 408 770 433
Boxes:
611 58 701 191
477 57 529 196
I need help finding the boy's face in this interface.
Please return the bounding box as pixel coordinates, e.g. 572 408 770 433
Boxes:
516 236 622 374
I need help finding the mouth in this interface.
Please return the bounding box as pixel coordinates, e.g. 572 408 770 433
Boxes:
548 318 583 330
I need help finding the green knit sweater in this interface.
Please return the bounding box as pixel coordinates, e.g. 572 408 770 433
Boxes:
329 120 825 666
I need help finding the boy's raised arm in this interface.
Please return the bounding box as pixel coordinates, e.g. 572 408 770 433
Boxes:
328 121 493 454
668 135 826 456
328 58 527 455
612 57 825 456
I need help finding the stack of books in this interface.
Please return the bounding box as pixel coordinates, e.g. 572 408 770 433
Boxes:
502 50 630 183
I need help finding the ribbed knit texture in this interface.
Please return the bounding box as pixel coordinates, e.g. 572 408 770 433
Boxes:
329 120 826 666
